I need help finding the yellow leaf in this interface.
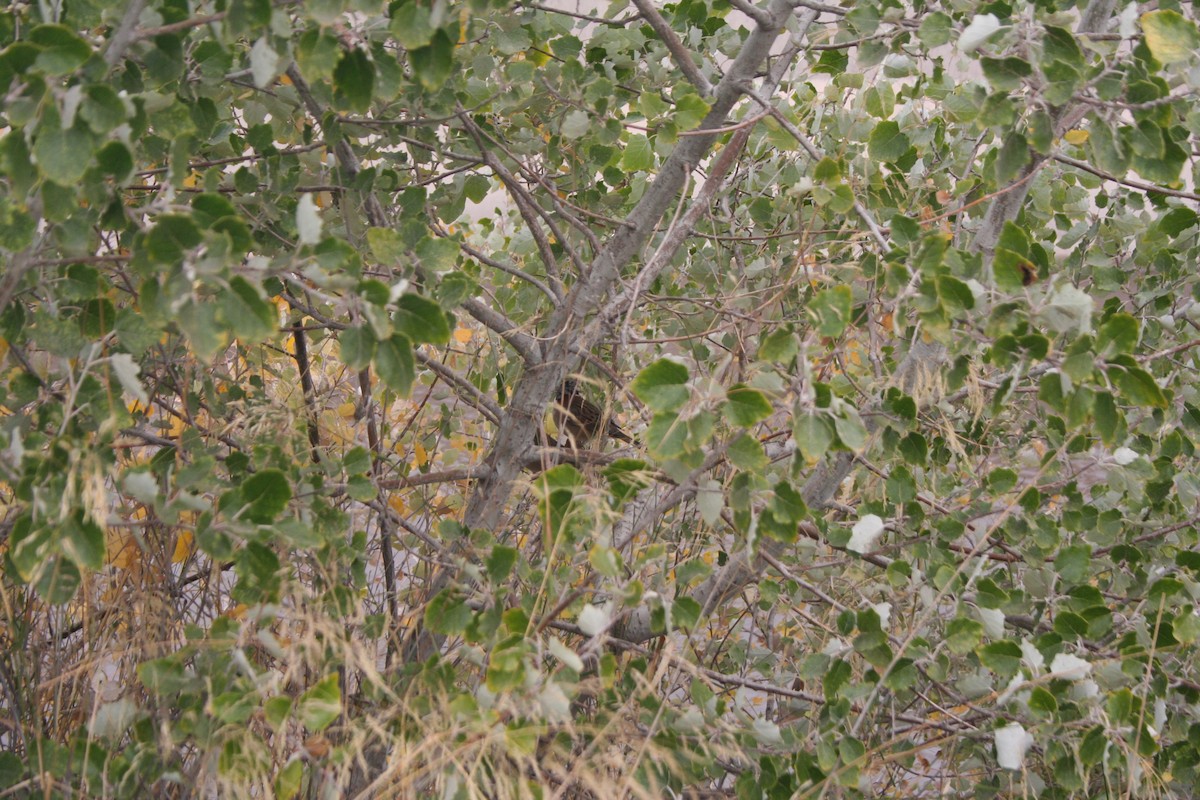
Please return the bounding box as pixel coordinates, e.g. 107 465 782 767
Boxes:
337 401 357 419
172 530 195 563
453 327 473 343
1141 10 1200 64
1063 129 1088 145
389 494 408 515
106 529 141 570
414 442 429 468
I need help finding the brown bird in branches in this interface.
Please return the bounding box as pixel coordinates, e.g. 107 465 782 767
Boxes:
551 379 634 446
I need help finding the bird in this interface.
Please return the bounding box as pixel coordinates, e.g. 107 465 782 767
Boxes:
551 379 634 447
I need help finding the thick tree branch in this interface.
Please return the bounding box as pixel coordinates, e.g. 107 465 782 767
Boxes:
460 299 541 364
464 0 808 534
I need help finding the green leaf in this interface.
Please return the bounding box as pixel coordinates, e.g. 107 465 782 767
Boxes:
30 24 91 75
674 95 710 131
274 759 303 800
1039 284 1093 334
987 468 1018 493
486 545 518 583
394 293 450 345
977 640 1022 676
867 120 910 163
334 48 374 112
833 406 868 451
728 434 767 472
223 277 277 343
390 2 436 49
936 275 975 312
995 131 1029 184
375 333 416 395
560 109 590 139
59 512 105 571
33 113 92 185
823 659 852 698
723 384 773 427
884 658 918 691
36 558 81 604
0 752 22 788
298 674 341 732
808 285 853 338
1141 10 1200 64
631 360 689 412
621 134 654 171
425 591 474 635
1093 392 1121 445
1080 726 1107 766
410 30 455 90
1054 543 1092 583
1028 686 1058 714
917 12 953 47
343 447 372 475
794 414 834 462
296 29 340 80
1110 362 1167 408
415 236 459 272
758 328 797 363
176 301 225 359
645 412 687 459
671 596 701 630
146 214 203 264
242 469 292 523
604 458 652 505
946 617 983 654
339 326 376 370
367 227 407 265
980 56 1032 91
345 474 377 502
1096 313 1139 357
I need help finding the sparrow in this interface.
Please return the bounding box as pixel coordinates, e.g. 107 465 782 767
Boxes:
552 379 634 446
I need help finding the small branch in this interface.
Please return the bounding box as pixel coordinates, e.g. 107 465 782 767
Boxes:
457 240 562 305
1052 154 1200 202
456 112 582 287
379 467 487 491
289 316 323 463
136 143 325 178
461 299 541 364
522 2 639 27
726 0 773 27
1073 90 1197 111
103 0 149 67
133 11 226 40
414 351 501 424
1140 339 1200 363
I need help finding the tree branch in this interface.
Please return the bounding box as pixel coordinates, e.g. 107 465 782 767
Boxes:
463 0 807 534
630 0 714 96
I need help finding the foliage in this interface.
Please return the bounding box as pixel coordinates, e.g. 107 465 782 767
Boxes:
2 0 1200 797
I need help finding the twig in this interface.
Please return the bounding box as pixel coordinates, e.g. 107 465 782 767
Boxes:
103 0 149 66
1052 154 1200 202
